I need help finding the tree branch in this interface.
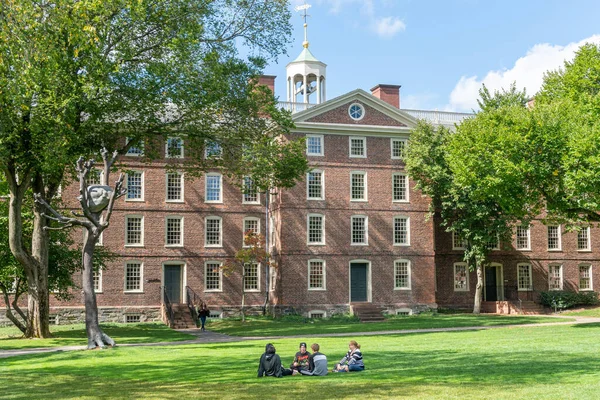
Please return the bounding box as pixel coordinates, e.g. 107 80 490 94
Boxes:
34 194 91 229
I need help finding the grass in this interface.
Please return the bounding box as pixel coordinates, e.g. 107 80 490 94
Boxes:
206 313 570 336
0 323 196 350
560 306 600 317
2 323 600 399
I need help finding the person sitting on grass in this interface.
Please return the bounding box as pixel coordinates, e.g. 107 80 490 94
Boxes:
333 340 364 372
300 343 328 376
290 342 311 373
258 343 293 378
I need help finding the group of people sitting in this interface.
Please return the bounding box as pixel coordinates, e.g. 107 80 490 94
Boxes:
257 340 365 378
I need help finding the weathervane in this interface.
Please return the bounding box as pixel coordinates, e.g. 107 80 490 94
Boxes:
294 2 312 48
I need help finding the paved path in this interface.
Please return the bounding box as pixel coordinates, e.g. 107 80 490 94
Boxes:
2 315 599 359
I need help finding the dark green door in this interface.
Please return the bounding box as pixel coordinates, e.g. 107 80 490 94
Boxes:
164 265 182 304
350 263 368 302
485 266 497 301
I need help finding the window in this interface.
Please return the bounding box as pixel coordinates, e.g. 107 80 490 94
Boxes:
307 170 324 200
396 308 413 316
454 263 469 291
579 264 593 291
578 227 591 251
166 137 184 158
126 137 144 156
348 103 365 121
125 314 141 323
351 215 368 245
88 169 103 186
308 260 326 290
243 263 259 292
93 269 102 293
165 216 183 247
308 311 326 319
124 262 143 292
548 264 563 290
242 177 259 204
486 234 500 250
517 263 532 291
126 171 144 201
547 225 561 250
393 216 410 246
243 217 260 247
349 137 366 157
392 173 409 202
391 138 407 160
350 171 367 201
306 134 324 156
452 231 467 250
166 172 184 202
205 217 222 247
205 141 222 158
307 214 325 245
394 260 411 290
125 216 143 246
516 225 530 250
205 173 222 203
205 262 222 291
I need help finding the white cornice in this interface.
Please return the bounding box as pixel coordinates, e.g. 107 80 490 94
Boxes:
293 121 412 137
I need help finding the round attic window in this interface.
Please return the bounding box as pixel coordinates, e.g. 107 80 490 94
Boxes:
348 103 365 121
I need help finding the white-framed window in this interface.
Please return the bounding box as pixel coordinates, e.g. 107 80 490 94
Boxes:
124 261 143 292
205 216 222 247
308 310 327 319
452 231 467 250
394 259 411 290
125 215 144 247
166 172 184 202
306 134 324 156
205 141 223 158
392 173 409 202
516 225 530 250
243 217 260 247
165 216 183 247
548 264 563 290
205 173 222 203
350 171 367 201
547 225 562 251
269 266 277 292
517 263 532 291
93 269 103 293
126 137 144 156
391 138 407 160
307 170 325 200
308 259 326 290
395 308 413 316
88 169 104 186
348 103 365 121
242 177 259 204
393 216 410 246
126 171 144 201
349 137 366 158
307 214 325 245
579 264 593 291
578 227 591 251
243 263 260 292
204 261 222 292
486 234 500 251
454 263 469 291
166 137 184 158
351 215 368 245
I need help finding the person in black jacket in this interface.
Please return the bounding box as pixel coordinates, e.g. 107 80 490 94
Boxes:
258 343 293 378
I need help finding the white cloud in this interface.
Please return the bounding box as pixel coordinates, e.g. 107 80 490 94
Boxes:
446 35 600 112
372 16 406 38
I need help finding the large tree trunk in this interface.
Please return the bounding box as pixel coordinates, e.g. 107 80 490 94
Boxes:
473 261 483 314
82 229 115 349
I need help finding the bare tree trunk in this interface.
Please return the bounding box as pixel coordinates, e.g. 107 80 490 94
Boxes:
473 261 483 314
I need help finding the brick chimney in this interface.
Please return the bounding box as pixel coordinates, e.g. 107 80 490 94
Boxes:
370 84 401 108
257 75 276 95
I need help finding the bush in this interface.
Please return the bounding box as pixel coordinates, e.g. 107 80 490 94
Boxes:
539 291 599 310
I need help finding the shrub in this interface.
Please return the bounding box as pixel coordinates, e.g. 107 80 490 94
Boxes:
539 291 599 309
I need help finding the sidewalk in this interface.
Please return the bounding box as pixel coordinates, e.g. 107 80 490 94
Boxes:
2 315 599 359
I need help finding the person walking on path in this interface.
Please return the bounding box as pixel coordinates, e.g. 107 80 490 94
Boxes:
300 343 328 376
197 302 210 332
333 340 364 372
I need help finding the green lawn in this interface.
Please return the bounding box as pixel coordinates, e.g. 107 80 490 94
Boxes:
0 323 196 350
206 313 570 336
2 323 600 399
560 306 600 317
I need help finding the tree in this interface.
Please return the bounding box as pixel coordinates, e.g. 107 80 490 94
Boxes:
0 0 298 338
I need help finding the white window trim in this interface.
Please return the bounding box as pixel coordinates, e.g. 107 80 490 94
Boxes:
204 216 223 248
349 136 367 158
392 173 409 203
308 310 327 318
125 171 145 202
395 308 413 316
307 259 327 291
351 215 368 246
306 134 324 156
205 141 223 159
348 103 365 121
516 225 531 251
165 215 184 247
517 263 533 291
243 263 261 293
452 231 466 250
306 170 325 200
548 263 563 291
125 137 144 156
579 263 593 291
204 261 223 293
393 215 411 246
242 177 260 205
165 137 184 158
205 173 223 204
577 227 591 252
124 260 144 293
350 171 368 202
94 269 103 293
454 262 469 292
165 172 185 203
394 259 412 290
124 215 144 247
487 234 500 251
391 138 407 160
242 217 261 248
547 225 562 251
306 213 326 246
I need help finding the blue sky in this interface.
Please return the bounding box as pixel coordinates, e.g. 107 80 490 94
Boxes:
263 0 600 112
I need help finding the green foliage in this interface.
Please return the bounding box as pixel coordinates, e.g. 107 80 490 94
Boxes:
477 82 529 112
539 291 599 310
